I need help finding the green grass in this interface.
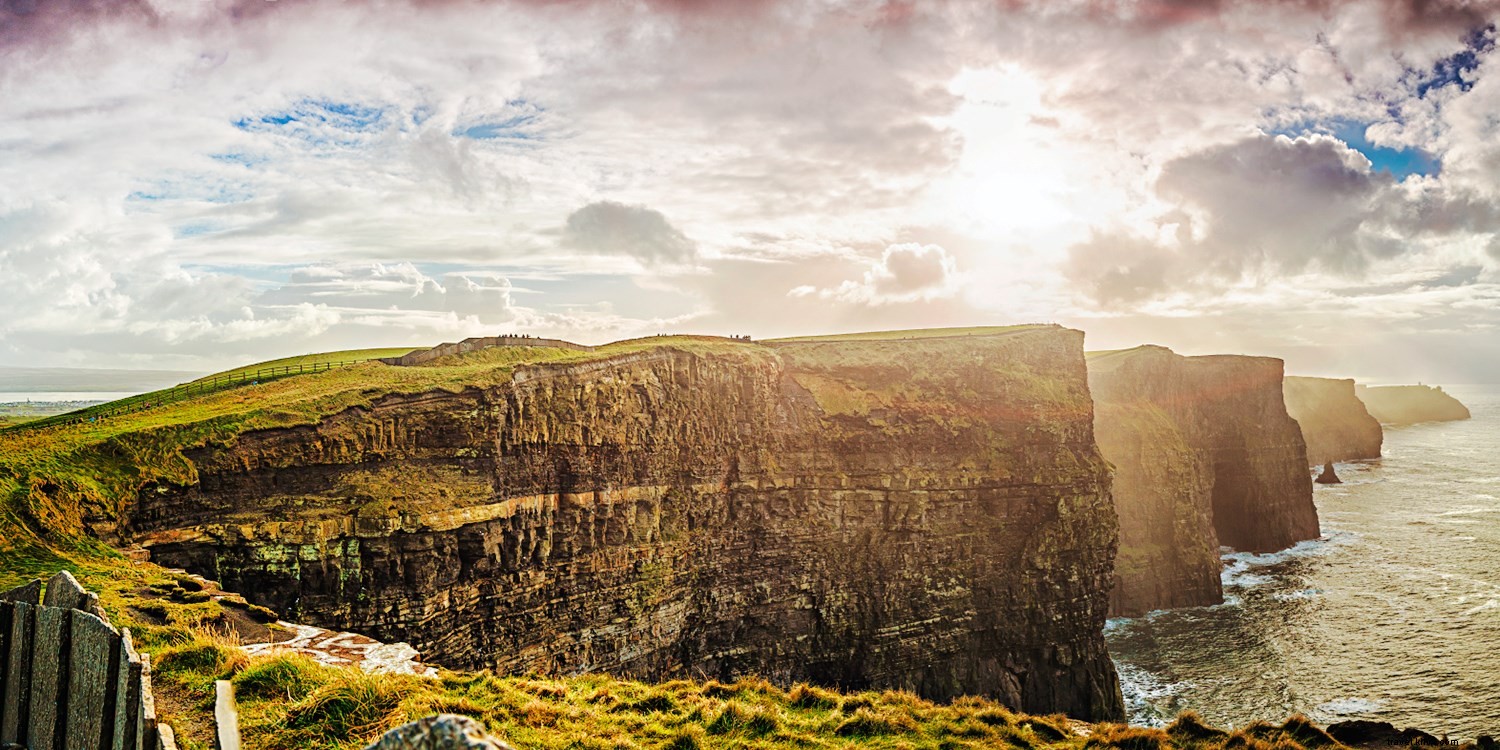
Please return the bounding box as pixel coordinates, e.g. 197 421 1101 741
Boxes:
766 324 1048 343
194 347 425 383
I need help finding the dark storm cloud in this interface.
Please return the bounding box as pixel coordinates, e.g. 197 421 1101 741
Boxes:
1066 132 1500 307
1072 0 1500 34
563 201 697 265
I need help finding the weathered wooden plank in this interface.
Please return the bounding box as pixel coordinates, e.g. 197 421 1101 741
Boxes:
112 629 138 750
43 570 88 611
0 600 33 746
67 609 120 750
29 605 68 750
214 680 242 750
0 579 41 604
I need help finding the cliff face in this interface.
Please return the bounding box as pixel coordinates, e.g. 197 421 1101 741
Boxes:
127 328 1125 720
1088 347 1319 617
1356 385 1471 425
1283 377 1383 466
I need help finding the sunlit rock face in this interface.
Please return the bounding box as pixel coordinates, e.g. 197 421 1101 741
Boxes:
130 327 1125 720
1283 376 1383 466
1356 384 1471 425
1089 346 1319 618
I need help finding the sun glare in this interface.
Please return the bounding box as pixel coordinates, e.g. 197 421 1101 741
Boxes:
928 66 1075 236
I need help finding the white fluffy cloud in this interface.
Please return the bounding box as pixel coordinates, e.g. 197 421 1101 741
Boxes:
1 0 1499 379
792 243 962 305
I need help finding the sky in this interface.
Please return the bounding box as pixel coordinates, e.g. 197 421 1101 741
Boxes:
2 0 1500 383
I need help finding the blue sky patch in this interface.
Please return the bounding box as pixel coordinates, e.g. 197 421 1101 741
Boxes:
1415 23 1495 98
452 99 547 143
233 98 392 147
172 222 223 239
1272 117 1439 179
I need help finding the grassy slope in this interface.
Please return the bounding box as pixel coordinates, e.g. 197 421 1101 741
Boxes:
0 330 1377 749
193 347 425 384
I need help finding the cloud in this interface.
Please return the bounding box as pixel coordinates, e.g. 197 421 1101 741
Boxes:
792 243 962 305
562 201 697 264
3 0 1500 382
1066 132 1500 307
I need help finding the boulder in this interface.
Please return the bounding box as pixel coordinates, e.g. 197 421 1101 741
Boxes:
363 715 513 750
1326 720 1440 747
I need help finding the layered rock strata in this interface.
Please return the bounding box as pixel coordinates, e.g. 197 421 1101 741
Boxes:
1283 376 1382 466
1356 384 1471 425
127 327 1125 720
1088 346 1318 617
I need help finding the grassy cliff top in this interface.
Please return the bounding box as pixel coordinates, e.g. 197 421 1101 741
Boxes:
1083 345 1175 369
192 347 424 383
766 324 1052 343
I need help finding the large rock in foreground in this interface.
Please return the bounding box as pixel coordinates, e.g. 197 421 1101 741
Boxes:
1089 346 1318 617
130 327 1125 720
1356 384 1471 425
1284 377 1383 466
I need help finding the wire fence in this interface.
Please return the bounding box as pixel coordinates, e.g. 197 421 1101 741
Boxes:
0 359 379 434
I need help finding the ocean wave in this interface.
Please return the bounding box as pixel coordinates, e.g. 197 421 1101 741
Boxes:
1114 662 1193 727
1217 531 1354 590
1462 599 1498 616
1272 588 1323 601
1313 697 1386 718
1436 506 1500 516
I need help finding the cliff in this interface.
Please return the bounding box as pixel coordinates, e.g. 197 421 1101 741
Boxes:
119 327 1125 720
1088 346 1318 617
1356 384 1471 425
1283 377 1382 466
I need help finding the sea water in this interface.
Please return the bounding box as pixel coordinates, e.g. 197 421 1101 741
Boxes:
1106 384 1500 739
0 391 138 404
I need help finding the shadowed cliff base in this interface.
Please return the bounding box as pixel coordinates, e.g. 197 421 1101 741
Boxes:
0 326 1124 721
1284 376 1383 466
1087 346 1319 617
1356 384 1472 425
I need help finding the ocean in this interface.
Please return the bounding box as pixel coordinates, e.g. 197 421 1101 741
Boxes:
1107 384 1500 740
0 391 137 404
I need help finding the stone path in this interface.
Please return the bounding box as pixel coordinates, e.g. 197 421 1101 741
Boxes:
241 621 438 677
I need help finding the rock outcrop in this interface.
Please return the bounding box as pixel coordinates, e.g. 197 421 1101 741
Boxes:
1315 461 1341 484
1088 346 1319 617
365 715 514 750
127 327 1125 720
1283 376 1382 466
1356 384 1471 425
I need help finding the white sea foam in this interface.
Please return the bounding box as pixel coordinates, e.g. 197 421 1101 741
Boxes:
1272 588 1323 601
1462 599 1498 616
1314 697 1385 717
1115 662 1193 727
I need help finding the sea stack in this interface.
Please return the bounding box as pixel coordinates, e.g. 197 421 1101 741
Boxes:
1088 345 1318 617
1315 461 1341 484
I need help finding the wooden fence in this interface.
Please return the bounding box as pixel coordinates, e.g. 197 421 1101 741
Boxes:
0 571 176 750
0 358 377 434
